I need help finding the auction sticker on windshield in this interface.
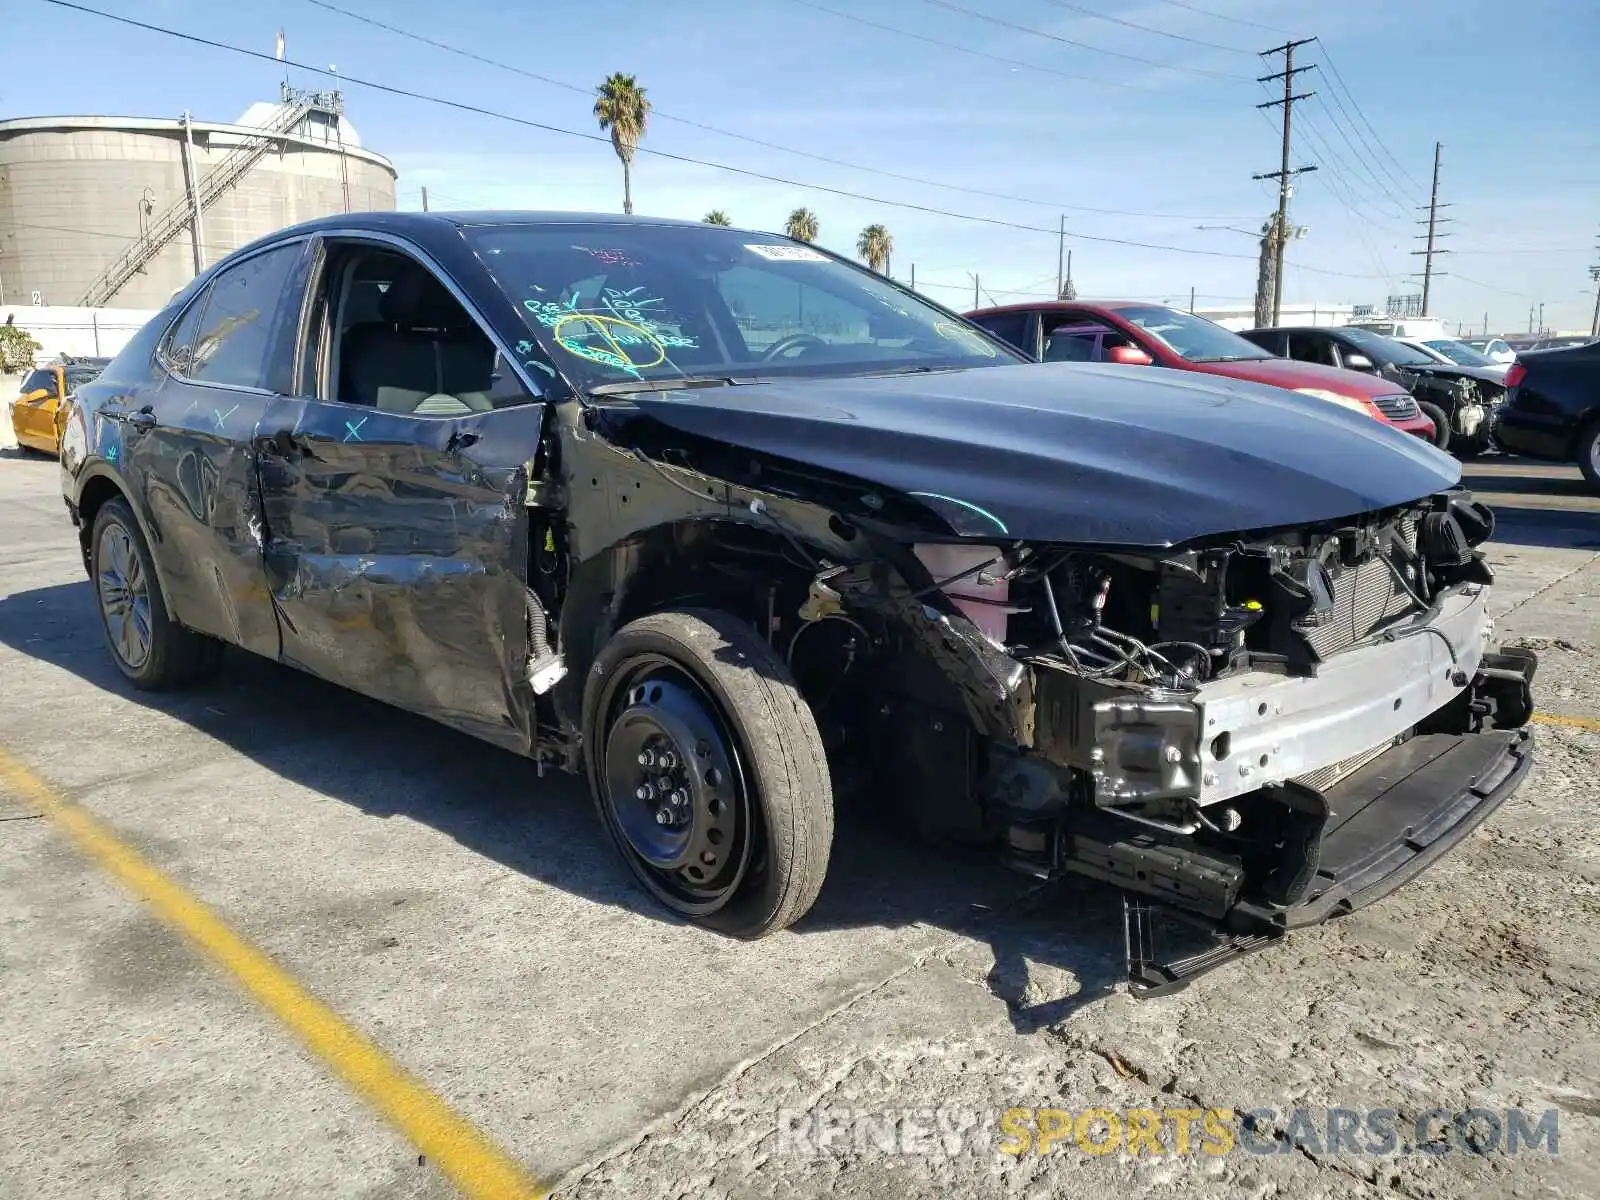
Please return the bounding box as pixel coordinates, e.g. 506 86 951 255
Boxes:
746 244 828 262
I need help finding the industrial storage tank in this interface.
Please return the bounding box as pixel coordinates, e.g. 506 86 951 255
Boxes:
0 87 397 310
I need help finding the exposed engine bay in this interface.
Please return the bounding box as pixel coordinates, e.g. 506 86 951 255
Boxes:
539 370 1537 993
1397 367 1504 449
724 484 1534 989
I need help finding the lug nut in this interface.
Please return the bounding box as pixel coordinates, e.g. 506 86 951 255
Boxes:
638 749 656 768
654 809 673 825
658 751 678 770
671 789 690 808
635 785 653 801
1162 745 1182 764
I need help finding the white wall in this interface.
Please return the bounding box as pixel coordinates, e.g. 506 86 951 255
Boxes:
1 304 157 363
1195 304 1356 331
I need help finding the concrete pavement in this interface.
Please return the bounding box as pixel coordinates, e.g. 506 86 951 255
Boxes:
0 449 1596 1199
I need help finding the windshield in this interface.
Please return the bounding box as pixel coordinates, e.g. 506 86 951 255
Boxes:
1111 304 1273 362
1336 326 1438 367
64 363 107 390
1422 338 1494 367
464 222 1022 389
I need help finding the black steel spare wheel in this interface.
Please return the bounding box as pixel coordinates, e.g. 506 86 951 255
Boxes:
585 608 834 937
603 661 752 911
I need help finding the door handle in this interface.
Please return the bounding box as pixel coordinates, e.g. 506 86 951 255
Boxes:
127 405 157 431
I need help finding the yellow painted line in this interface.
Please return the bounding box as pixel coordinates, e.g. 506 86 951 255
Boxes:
1534 712 1600 732
0 749 543 1200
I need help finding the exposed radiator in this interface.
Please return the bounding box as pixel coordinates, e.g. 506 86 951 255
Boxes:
1300 523 1420 659
1292 736 1400 793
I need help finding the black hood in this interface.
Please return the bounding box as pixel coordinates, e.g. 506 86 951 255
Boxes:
1392 363 1504 386
630 362 1462 547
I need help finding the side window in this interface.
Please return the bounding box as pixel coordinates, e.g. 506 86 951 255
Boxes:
970 311 1035 357
21 368 55 396
188 242 304 390
161 292 210 376
1287 333 1336 367
1043 319 1112 363
326 246 539 414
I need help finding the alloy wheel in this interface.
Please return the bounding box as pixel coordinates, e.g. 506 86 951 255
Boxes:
97 522 152 671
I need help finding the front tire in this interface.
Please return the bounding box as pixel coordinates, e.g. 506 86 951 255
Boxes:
583 608 834 938
1578 415 1600 495
1417 400 1451 452
90 498 223 689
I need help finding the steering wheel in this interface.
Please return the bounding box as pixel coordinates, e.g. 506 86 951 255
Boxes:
761 332 829 361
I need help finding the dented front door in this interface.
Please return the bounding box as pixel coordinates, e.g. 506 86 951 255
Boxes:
254 398 548 751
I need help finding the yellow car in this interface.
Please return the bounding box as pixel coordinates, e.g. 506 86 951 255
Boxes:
10 357 110 456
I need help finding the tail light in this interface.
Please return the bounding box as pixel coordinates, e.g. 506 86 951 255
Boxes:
1504 361 1526 389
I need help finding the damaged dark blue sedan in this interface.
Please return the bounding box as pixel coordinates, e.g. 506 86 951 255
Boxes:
59 212 1536 993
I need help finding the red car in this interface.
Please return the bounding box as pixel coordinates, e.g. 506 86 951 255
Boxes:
966 300 1436 442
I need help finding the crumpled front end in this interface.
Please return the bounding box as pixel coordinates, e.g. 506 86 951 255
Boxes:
840 485 1536 989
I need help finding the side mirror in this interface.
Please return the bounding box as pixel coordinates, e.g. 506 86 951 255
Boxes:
1107 344 1154 366
1343 353 1374 370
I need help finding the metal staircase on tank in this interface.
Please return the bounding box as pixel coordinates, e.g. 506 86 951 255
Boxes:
77 99 320 307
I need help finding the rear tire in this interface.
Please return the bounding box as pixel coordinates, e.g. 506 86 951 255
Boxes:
1417 400 1451 452
583 607 834 938
1578 415 1600 495
90 498 223 689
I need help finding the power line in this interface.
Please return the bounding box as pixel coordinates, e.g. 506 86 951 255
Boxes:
917 0 1251 80
31 0 1397 283
785 0 1194 96
1309 65 1420 207
37 0 1349 271
1312 42 1425 195
1294 109 1408 228
1146 0 1290 33
1034 0 1253 54
1305 95 1412 217
307 0 1248 223
1294 136 1399 289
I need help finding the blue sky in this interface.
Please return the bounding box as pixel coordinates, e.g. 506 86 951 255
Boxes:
14 0 1600 332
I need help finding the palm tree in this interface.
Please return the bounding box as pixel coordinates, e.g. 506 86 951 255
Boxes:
594 73 651 215
785 207 819 243
857 224 893 274
703 210 731 226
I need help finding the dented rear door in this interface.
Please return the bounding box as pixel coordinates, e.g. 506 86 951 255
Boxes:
254 398 548 751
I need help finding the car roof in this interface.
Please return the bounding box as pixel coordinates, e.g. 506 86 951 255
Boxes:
269 210 743 240
968 299 1157 316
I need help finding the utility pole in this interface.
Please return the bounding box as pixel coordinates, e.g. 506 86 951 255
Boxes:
1590 229 1600 337
1189 286 1196 313
909 262 916 291
1254 39 1317 325
1061 250 1075 301
179 111 207 276
420 185 429 212
1254 219 1277 328
1410 142 1450 316
1056 215 1066 299
1527 304 1534 334
972 273 980 309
